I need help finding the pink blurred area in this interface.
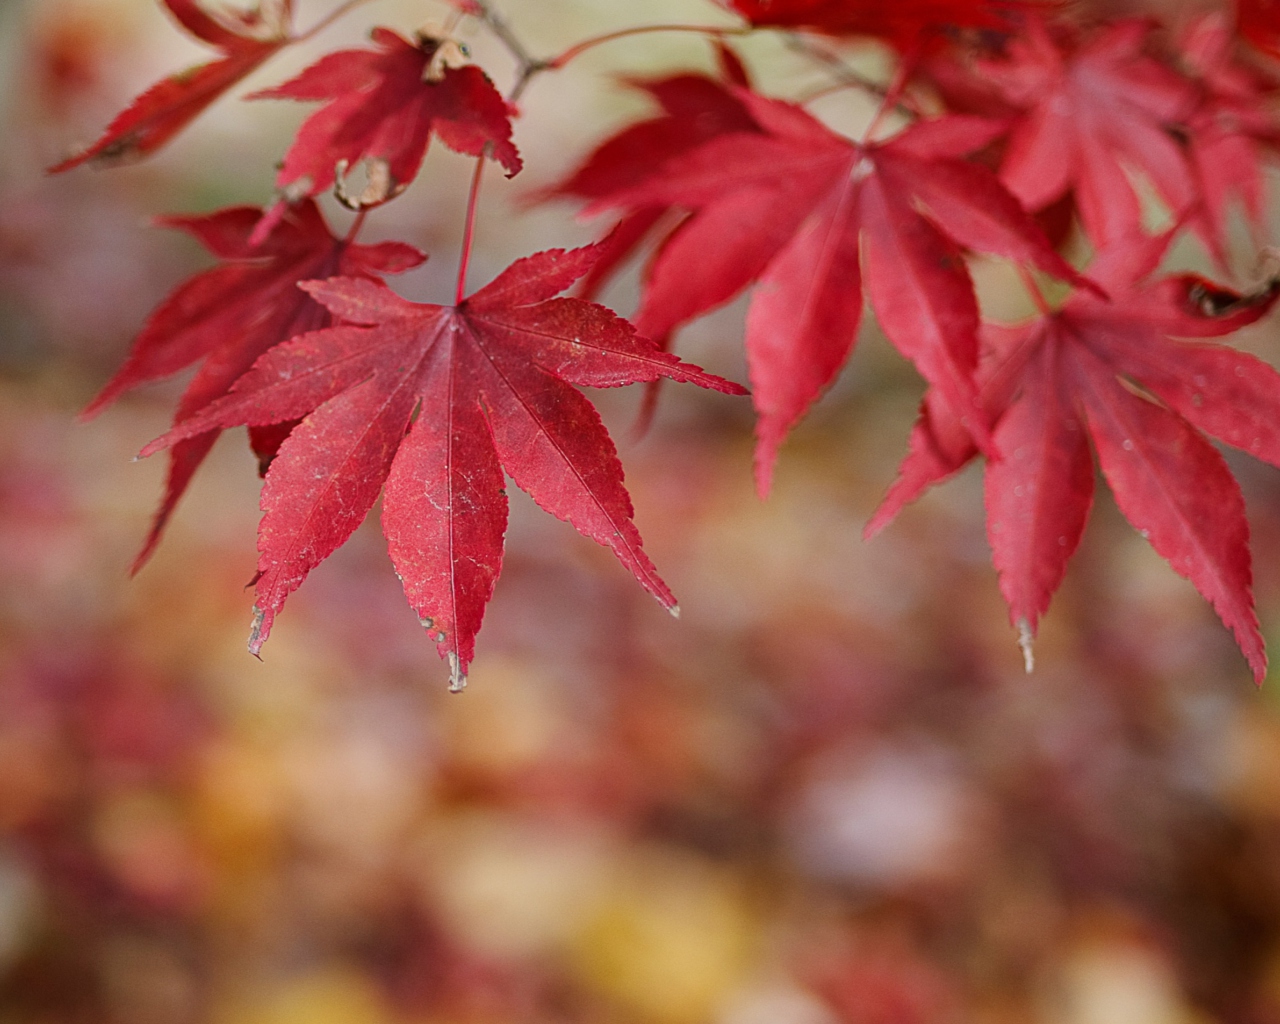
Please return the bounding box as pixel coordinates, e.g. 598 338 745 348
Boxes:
6 2 1280 1023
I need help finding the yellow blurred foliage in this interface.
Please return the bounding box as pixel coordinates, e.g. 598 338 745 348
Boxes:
216 969 393 1024
571 848 758 1024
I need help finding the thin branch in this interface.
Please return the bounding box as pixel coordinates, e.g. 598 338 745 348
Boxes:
468 0 550 103
471 0 539 69
784 34 921 117
784 34 887 96
293 0 377 43
547 23 749 69
797 80 867 105
469 1 745 105
509 60 552 105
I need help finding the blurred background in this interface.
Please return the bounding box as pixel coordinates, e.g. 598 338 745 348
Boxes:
6 1 1280 1022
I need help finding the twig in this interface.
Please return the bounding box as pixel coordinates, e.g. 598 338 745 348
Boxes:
784 34 921 117
469 0 743 104
548 23 749 68
467 0 549 102
293 0 377 43
471 0 539 69
785 34 887 95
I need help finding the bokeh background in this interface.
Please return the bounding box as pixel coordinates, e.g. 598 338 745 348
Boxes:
6 1 1280 1022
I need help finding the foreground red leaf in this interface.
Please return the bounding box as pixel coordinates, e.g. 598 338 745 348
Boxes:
141 245 747 689
86 200 424 571
250 27 520 228
585 89 1093 492
868 233 1280 680
50 0 292 171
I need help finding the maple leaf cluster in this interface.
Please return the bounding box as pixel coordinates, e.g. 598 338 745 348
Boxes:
53 0 1280 684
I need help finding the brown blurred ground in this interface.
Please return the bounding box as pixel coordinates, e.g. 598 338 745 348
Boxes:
6 2 1280 1023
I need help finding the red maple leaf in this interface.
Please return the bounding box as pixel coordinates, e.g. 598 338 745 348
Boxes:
721 0 1045 46
1239 0 1280 58
140 245 747 689
975 18 1196 248
868 232 1280 680
1178 12 1280 263
85 199 424 571
549 56 761 432
250 27 521 218
49 0 292 171
585 89 1093 492
552 61 760 308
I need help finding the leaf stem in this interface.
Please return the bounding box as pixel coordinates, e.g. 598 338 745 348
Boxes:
293 0 376 42
1017 264 1053 317
344 209 368 244
861 50 917 141
456 154 487 305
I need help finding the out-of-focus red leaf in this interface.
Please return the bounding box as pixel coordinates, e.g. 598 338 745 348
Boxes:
552 71 761 305
250 27 520 229
1179 12 1280 263
86 200 424 571
1239 0 1280 57
549 68 764 431
975 18 1196 248
49 0 292 171
721 0 1051 47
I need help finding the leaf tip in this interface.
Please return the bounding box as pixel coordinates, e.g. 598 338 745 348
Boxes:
447 651 467 693
247 605 268 658
1245 639 1267 686
1017 618 1035 674
753 435 779 499
79 396 112 422
136 437 165 460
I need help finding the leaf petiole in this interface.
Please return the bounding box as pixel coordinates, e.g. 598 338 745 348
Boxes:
344 209 368 244
456 154 488 305
860 49 917 142
1017 265 1054 317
